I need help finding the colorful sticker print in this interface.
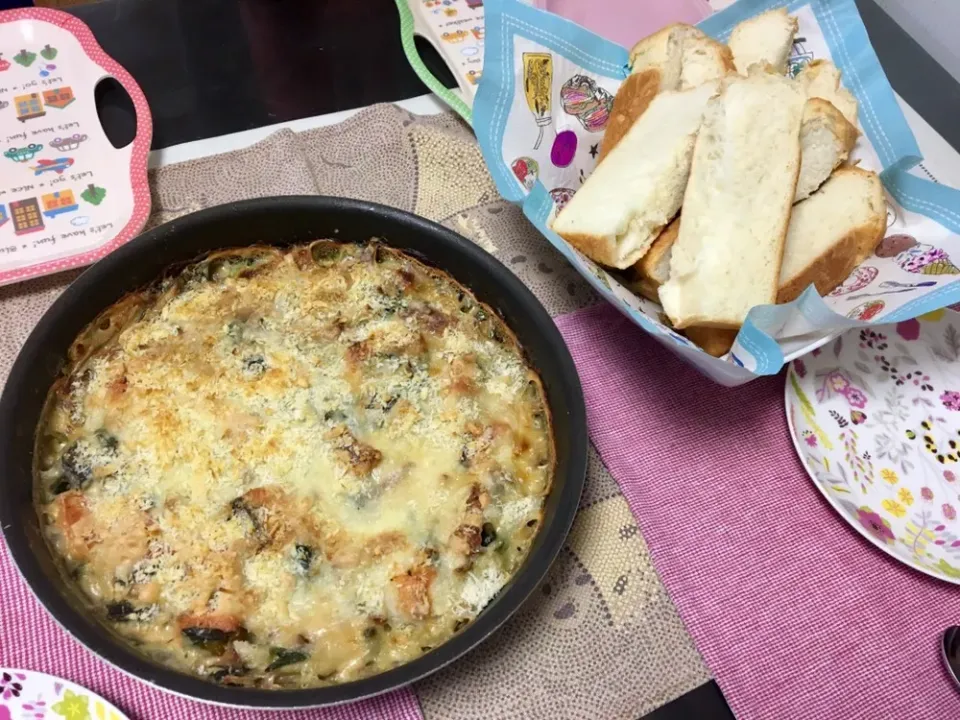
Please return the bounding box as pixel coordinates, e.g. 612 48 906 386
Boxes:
40 44 57 61
847 299 885 321
559 74 613 132
441 29 469 43
550 130 577 168
787 35 814 77
522 52 552 150
50 134 88 152
12 49 35 68
31 157 74 175
876 234 960 276
0 54 10 72
511 156 539 190
845 279 938 302
42 86 74 109
41 190 78 218
80 184 106 206
13 93 44 122
830 265 879 296
9 198 43 235
884 279 938 290
549 187 575 213
3 144 42 163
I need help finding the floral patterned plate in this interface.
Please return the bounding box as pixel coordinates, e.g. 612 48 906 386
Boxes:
785 309 960 583
0 669 128 720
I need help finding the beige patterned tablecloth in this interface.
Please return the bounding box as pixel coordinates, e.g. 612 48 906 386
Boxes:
0 105 709 720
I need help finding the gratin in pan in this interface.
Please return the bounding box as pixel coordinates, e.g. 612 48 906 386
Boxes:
0 197 587 708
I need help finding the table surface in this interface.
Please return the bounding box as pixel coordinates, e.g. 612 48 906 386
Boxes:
66 1 960 718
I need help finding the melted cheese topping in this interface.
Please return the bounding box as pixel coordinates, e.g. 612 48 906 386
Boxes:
35 243 553 689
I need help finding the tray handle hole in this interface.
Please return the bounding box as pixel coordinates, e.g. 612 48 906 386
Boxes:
94 77 137 150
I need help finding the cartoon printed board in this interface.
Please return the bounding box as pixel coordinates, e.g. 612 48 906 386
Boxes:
0 8 151 285
411 0 485 102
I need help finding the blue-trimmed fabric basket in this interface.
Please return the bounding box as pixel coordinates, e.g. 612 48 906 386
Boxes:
474 0 960 386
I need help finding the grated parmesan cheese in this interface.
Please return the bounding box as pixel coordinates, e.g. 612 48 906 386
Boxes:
458 566 508 615
35 242 553 689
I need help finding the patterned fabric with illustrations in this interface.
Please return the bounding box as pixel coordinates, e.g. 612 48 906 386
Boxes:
0 104 709 720
475 0 960 378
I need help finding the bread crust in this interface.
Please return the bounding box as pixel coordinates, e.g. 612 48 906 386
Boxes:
554 83 719 270
777 167 886 303
661 73 805 329
794 98 860 202
805 98 858 154
598 70 663 162
729 8 799 75
628 24 734 77
559 228 663 270
709 42 736 75
797 60 859 127
559 232 627 269
627 275 662 303
631 216 680 286
683 327 738 357
602 25 734 162
628 23 685 69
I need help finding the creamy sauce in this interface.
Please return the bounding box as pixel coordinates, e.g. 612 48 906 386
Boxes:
35 242 553 689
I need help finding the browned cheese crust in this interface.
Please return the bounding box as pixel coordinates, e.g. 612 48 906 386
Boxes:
34 242 554 690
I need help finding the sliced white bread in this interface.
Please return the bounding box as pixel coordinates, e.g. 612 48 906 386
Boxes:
795 97 859 202
552 81 720 269
627 24 687 89
600 25 733 162
778 166 886 303
627 99 858 300
728 8 798 75
679 32 736 89
682 167 886 356
796 59 859 127
599 73 664 163
659 72 805 328
627 217 679 300
628 24 734 91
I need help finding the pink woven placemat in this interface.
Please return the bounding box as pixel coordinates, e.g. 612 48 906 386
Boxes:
556 304 960 720
0 548 422 720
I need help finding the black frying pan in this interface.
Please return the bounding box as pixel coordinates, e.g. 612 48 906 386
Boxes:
0 196 587 708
